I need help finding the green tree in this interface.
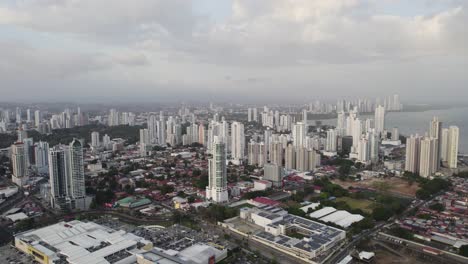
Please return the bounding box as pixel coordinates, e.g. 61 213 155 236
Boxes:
460 245 468 257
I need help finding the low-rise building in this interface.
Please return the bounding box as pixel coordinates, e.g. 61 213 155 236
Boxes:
15 220 152 264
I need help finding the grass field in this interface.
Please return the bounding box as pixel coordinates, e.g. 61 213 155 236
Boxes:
336 197 375 213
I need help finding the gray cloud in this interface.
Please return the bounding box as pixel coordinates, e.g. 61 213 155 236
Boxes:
0 0 468 102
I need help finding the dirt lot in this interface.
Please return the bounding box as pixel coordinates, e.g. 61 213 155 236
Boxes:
332 177 420 198
373 249 426 264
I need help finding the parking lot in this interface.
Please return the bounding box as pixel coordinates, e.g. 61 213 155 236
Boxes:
0 244 35 264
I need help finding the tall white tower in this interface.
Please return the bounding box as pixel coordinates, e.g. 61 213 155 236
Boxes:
69 139 86 199
326 129 337 152
374 105 385 135
405 134 421 174
206 137 228 203
11 142 29 187
91 131 100 148
292 122 306 147
447 126 459 169
230 122 245 161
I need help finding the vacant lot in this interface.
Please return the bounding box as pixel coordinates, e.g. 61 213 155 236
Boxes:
333 177 419 198
336 197 375 213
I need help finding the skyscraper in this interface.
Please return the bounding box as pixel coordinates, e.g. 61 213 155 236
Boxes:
206 137 228 203
263 163 283 187
285 144 296 170
11 142 29 187
292 122 306 147
326 129 337 152
419 137 438 178
429 116 442 170
405 134 421 174
447 126 459 169
91 131 100 148
374 105 385 135
34 110 41 127
49 146 70 209
147 114 158 144
35 141 49 173
230 122 245 161
69 139 86 200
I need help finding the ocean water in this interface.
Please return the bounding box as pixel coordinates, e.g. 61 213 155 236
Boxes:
313 107 468 153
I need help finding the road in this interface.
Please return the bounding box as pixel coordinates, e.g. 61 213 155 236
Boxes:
325 198 426 264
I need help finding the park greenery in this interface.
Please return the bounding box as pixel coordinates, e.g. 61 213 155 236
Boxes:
0 124 143 148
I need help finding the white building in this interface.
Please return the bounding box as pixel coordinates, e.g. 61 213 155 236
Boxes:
374 105 385 136
419 136 438 178
447 126 459 169
230 121 245 162
15 220 152 264
405 134 421 174
206 137 228 203
326 129 337 152
91 131 100 148
292 122 306 147
11 142 29 187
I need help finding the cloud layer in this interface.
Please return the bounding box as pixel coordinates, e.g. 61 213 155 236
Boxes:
1 0 467 102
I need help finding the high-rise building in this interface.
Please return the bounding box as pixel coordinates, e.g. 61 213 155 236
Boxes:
48 145 70 210
295 147 309 172
147 114 158 144
374 105 385 135
11 142 29 186
69 139 86 200
139 129 150 145
35 141 49 173
48 140 87 210
405 134 421 174
391 127 399 141
440 128 449 162
336 111 346 137
263 164 283 187
447 126 459 169
34 110 41 127
429 116 442 170
91 132 100 148
285 144 296 170
326 129 337 152
248 141 260 166
102 134 111 150
419 137 438 178
230 122 245 161
206 137 228 203
292 122 306 147
270 141 283 166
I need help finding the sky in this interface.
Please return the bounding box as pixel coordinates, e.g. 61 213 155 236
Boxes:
1 0 468 103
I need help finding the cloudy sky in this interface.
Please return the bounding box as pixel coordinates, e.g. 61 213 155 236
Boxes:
1 0 467 103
